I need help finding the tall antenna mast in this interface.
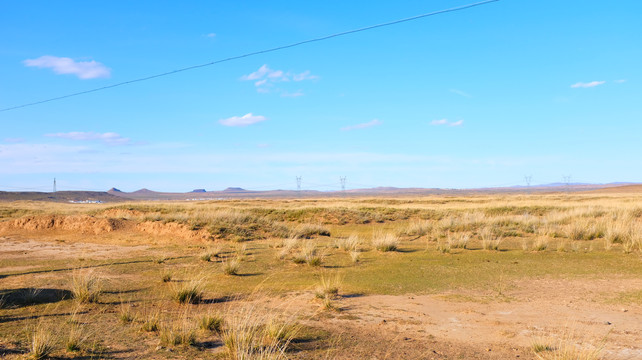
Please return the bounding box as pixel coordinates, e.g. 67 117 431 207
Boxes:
340 176 346 193
53 178 57 193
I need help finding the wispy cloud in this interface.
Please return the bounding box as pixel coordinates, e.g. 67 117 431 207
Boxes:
281 90 304 98
614 79 627 83
241 64 318 94
341 119 382 131
570 81 605 88
23 55 111 79
219 113 267 127
205 33 216 38
450 89 472 98
45 131 130 145
431 119 463 127
3 137 25 143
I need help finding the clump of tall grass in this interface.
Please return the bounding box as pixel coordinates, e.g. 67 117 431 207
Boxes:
532 237 549 251
372 231 399 252
292 223 330 238
437 240 451 254
480 227 502 250
447 233 469 249
199 312 223 333
223 257 241 275
70 270 101 303
315 273 342 299
335 234 360 252
400 220 432 237
293 241 322 266
118 303 135 324
349 250 361 263
171 277 205 304
200 245 222 262
161 270 173 283
29 324 56 360
141 310 161 332
222 298 299 359
66 322 89 352
160 318 196 347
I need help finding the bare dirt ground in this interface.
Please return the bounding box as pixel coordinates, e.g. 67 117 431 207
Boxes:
313 278 642 359
1 236 640 359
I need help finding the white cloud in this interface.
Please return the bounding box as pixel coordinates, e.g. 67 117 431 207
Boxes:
570 81 605 88
431 119 463 127
205 33 216 38
241 64 318 94
219 113 267 127
293 70 319 82
341 119 382 131
450 89 472 98
281 90 304 98
45 131 130 145
23 55 111 79
614 79 627 83
3 138 25 143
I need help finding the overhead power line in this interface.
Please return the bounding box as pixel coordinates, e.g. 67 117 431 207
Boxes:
0 0 499 113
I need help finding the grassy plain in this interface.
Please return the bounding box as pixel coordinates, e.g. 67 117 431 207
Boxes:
0 193 641 359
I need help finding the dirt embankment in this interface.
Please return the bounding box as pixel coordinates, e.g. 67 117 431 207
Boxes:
0 214 211 241
0 215 125 235
135 221 211 240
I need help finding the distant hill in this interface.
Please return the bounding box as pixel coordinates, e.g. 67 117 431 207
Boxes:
584 184 642 193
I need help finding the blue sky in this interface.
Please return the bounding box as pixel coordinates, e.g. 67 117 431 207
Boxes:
1 0 641 192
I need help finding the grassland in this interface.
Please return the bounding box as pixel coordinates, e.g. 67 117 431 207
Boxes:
0 193 641 359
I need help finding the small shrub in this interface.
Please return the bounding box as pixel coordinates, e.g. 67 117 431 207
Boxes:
372 232 399 252
162 271 173 283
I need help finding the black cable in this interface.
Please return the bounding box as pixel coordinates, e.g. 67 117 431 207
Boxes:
0 0 499 113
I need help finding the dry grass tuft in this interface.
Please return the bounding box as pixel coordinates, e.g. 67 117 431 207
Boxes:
480 227 502 250
447 233 469 249
199 312 224 333
223 257 241 276
335 234 360 252
29 325 56 360
171 276 205 304
70 270 101 303
222 297 299 360
160 317 196 347
372 231 399 252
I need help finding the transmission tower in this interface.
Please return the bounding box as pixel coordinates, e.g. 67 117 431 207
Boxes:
296 176 302 193
340 176 346 192
524 175 532 190
53 178 56 193
562 175 571 193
